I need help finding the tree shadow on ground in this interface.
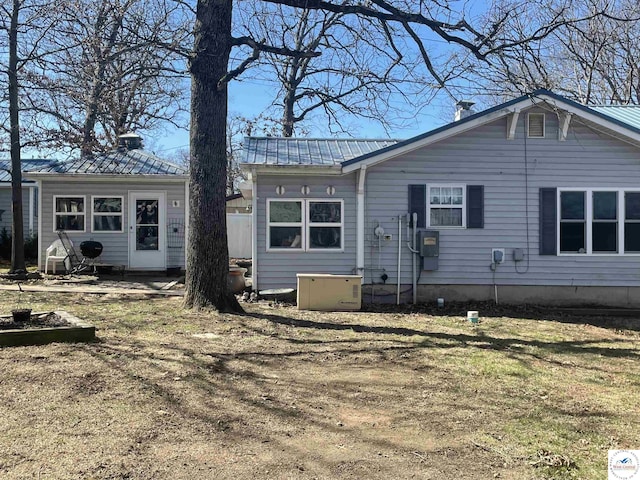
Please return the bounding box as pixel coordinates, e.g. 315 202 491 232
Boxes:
244 310 640 361
360 300 640 332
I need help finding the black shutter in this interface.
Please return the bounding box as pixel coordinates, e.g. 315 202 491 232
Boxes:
408 185 426 228
539 187 557 255
467 185 484 228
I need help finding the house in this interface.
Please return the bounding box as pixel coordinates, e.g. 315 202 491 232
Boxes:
240 90 640 307
226 192 251 214
0 159 53 238
26 134 188 272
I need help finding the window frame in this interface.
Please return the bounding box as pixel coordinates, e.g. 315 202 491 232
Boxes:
91 195 124 233
53 195 86 233
557 187 640 256
527 113 546 138
427 184 466 229
266 198 344 252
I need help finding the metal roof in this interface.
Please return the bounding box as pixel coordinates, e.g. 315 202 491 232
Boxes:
591 106 640 130
0 159 54 183
32 148 186 175
242 137 398 166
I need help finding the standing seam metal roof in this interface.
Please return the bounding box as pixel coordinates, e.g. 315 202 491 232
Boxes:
591 106 640 130
241 137 399 166
31 149 186 175
0 159 54 183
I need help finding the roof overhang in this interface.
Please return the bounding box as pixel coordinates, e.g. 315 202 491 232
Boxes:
342 90 640 173
240 164 343 176
24 173 188 182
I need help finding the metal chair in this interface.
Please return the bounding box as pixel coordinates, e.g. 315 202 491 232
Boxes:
56 230 90 274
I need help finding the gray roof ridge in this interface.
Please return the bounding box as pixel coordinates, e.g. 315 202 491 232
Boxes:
245 135 401 142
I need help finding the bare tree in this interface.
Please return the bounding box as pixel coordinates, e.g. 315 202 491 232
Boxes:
26 0 190 155
186 0 610 311
0 0 59 274
237 3 424 137
477 0 640 104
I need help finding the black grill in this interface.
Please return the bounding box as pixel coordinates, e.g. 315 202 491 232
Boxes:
80 241 103 259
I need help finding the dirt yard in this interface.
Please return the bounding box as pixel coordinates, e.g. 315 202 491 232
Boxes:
0 291 639 479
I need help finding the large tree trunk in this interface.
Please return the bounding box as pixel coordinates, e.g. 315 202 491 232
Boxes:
9 0 26 274
185 0 242 312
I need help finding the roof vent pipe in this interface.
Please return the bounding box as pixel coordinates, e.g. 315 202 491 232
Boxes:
454 100 476 121
117 132 143 151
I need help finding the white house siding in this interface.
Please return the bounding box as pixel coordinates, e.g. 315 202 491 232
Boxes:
365 106 640 289
256 173 357 290
39 179 186 270
0 187 35 237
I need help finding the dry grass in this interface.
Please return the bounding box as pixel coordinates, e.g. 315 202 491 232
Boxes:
0 291 639 479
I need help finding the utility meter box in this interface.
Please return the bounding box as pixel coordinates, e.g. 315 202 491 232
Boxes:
417 230 440 271
297 274 362 311
418 230 440 257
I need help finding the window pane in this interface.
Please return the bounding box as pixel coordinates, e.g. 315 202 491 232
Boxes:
451 188 463 205
309 202 341 223
270 202 301 223
560 222 585 252
309 227 341 248
56 197 84 213
625 223 640 252
56 215 83 231
270 226 302 248
592 222 617 252
136 226 158 250
430 208 462 227
625 193 640 220
136 200 158 225
441 187 452 204
593 192 617 220
560 192 584 220
94 216 122 232
94 197 122 213
430 188 441 204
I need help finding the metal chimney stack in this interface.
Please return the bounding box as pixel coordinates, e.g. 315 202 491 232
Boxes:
117 132 143 150
454 100 476 121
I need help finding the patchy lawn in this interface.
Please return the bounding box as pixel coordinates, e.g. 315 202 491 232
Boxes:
0 291 639 479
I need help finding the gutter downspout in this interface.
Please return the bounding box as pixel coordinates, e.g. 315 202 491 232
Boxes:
251 169 258 292
356 166 367 279
36 180 42 271
28 186 34 236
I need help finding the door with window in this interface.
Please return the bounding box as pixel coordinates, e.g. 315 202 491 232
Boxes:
129 191 166 269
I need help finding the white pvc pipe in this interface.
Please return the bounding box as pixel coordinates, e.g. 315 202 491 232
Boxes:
397 215 402 305
405 213 419 305
412 213 417 304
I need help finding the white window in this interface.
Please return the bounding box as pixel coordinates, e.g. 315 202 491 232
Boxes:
92 196 124 232
267 199 343 251
428 185 465 228
558 188 640 255
54 196 85 232
527 113 545 138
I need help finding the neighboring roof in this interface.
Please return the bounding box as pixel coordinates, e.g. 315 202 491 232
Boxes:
29 148 186 176
226 193 243 202
0 159 54 183
242 137 398 166
591 106 640 130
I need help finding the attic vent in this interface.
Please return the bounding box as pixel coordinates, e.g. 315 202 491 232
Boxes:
527 113 545 138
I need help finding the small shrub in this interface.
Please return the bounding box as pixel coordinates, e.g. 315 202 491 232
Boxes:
0 228 10 260
0 228 38 261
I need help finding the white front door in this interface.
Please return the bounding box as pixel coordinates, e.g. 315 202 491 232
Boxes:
129 191 166 269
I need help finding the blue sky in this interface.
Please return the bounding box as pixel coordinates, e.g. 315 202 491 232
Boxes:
148 78 463 158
